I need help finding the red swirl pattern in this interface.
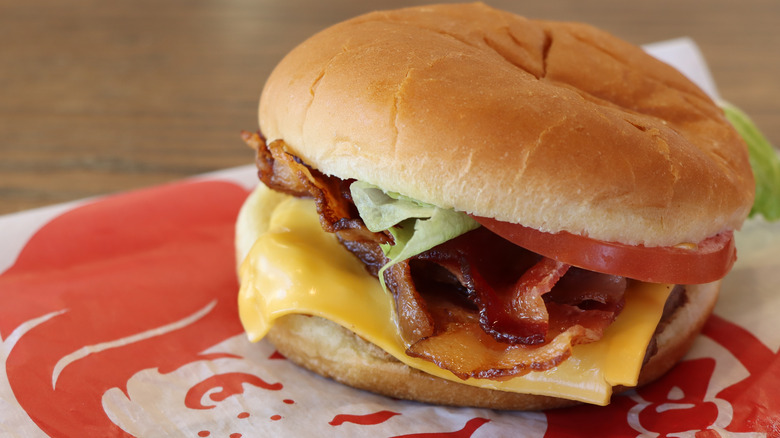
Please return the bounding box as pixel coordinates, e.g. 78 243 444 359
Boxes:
0 174 776 437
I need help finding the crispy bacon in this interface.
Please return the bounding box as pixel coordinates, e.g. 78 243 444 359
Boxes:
546 269 627 341
243 130 309 197
247 134 628 380
414 227 568 344
404 228 624 378
243 132 390 246
407 314 586 379
384 262 435 343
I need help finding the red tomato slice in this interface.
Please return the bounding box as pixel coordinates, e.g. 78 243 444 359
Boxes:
472 216 736 284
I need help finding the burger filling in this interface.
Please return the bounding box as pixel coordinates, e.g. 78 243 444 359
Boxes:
241 132 679 380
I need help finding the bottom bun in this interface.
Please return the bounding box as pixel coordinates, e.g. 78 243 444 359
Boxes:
265 281 719 410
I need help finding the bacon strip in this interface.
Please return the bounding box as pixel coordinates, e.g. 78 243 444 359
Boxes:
244 132 390 246
476 257 570 344
407 317 586 379
405 229 623 378
417 228 569 344
247 135 628 380
384 262 435 343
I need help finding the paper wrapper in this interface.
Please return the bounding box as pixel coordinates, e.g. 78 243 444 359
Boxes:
1 39 778 437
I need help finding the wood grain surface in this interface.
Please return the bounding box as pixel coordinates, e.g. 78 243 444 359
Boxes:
1 0 777 214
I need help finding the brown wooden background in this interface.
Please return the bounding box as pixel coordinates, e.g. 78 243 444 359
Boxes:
1 0 778 215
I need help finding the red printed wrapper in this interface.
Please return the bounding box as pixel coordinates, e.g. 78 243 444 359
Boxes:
2 40 779 437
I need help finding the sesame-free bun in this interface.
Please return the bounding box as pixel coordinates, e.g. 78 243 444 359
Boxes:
263 281 719 410
258 2 754 247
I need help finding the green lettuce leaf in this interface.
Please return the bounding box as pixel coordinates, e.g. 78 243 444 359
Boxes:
721 101 780 221
350 181 480 284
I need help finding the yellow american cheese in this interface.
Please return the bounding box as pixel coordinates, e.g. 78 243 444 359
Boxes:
237 185 673 405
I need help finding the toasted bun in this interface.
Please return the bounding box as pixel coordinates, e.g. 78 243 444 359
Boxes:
264 282 718 410
258 2 754 247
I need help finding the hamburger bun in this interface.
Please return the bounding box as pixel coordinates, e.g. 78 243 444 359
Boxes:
238 2 753 410
258 2 753 247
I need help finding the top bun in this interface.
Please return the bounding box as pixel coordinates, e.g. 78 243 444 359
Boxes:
258 2 754 247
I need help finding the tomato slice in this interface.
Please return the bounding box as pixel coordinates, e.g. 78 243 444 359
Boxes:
472 216 736 284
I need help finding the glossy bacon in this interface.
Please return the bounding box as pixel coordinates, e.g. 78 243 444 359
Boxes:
407 313 586 379
243 131 309 197
384 262 435 343
420 227 569 345
407 229 624 378
473 257 569 344
249 135 628 380
244 132 390 246
546 269 627 341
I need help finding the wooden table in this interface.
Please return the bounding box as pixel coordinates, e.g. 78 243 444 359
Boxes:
1 0 778 215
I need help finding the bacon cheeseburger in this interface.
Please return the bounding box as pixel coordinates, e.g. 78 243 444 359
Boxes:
235 3 755 409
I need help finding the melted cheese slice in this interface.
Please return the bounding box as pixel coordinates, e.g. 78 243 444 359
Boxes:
237 185 674 405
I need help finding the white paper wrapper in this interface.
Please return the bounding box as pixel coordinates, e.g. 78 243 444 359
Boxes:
1 39 778 437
